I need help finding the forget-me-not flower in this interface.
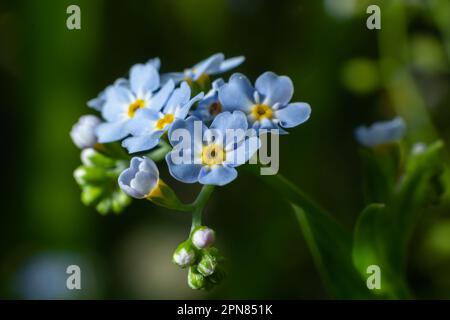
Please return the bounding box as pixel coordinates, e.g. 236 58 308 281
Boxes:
355 117 406 148
122 82 204 153
161 53 245 84
218 72 311 133
118 156 159 199
165 111 260 186
87 58 161 112
192 78 225 122
96 61 175 143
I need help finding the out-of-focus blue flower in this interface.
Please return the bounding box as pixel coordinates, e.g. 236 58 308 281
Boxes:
355 117 406 147
192 78 225 122
162 53 245 84
70 115 101 149
122 82 204 153
118 156 159 199
218 72 311 133
96 61 175 143
166 111 260 186
15 251 97 299
87 58 161 112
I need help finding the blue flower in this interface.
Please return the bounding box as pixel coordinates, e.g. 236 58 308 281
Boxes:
165 111 260 186
355 117 406 147
96 60 175 143
192 78 225 122
218 72 311 133
70 115 101 149
118 156 159 199
87 58 161 112
162 53 245 84
122 82 204 153
87 78 128 112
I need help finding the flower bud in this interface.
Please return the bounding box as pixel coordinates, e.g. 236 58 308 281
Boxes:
81 148 116 168
173 241 195 268
197 252 217 277
188 266 206 290
118 157 159 199
355 117 406 148
70 115 101 149
192 227 215 249
74 166 108 185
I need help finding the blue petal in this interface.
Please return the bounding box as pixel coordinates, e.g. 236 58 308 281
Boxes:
174 92 204 120
224 136 260 167
122 133 163 153
147 80 175 112
160 72 185 85
168 116 206 152
355 117 406 147
218 73 254 111
210 111 248 133
129 63 160 96
192 53 224 80
127 108 160 136
147 57 161 70
165 153 202 183
164 82 191 114
96 120 128 143
255 71 293 106
216 56 245 74
101 85 133 121
275 102 311 128
198 165 237 186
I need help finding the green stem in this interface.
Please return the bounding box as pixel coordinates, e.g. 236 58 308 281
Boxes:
191 185 215 230
146 140 171 162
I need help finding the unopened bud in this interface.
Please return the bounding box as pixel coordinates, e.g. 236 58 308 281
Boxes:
192 227 215 249
173 242 195 268
188 266 206 290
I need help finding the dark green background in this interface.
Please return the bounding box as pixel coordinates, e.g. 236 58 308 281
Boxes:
1 0 449 299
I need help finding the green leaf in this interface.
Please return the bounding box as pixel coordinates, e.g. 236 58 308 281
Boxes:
254 170 373 298
352 204 411 298
291 204 372 299
353 140 444 299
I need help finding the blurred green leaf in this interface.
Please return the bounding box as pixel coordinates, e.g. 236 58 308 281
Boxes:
353 203 410 298
291 204 372 299
254 169 373 298
360 144 401 204
353 140 445 298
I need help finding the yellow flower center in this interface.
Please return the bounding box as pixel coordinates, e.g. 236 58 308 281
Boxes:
251 104 273 121
128 99 145 118
201 144 226 166
209 102 222 116
155 113 175 130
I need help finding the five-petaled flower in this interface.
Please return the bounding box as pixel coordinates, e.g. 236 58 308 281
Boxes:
96 60 175 143
165 111 260 186
218 72 311 133
122 82 204 153
162 53 244 85
355 117 406 148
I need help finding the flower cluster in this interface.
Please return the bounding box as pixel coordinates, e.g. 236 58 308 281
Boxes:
71 53 311 289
